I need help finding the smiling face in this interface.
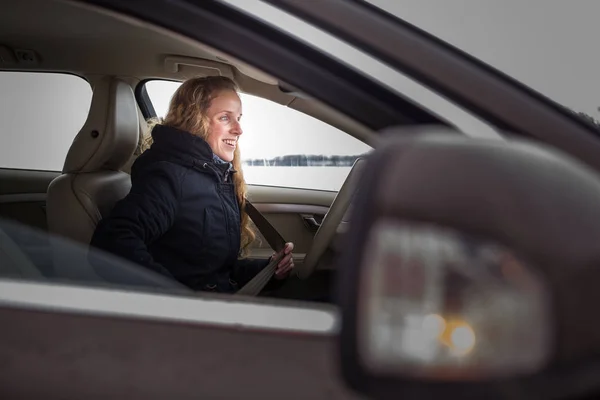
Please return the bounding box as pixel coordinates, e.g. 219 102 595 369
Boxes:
205 89 243 162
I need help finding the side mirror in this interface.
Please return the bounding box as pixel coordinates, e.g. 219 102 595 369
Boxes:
336 128 600 400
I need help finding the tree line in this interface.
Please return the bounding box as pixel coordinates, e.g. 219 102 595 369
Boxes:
242 109 600 168
243 154 362 167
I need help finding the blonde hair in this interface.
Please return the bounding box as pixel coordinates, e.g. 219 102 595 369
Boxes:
142 76 256 257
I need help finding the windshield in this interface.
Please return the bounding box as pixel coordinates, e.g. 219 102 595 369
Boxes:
366 0 600 123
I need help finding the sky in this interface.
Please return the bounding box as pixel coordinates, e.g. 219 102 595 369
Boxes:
366 0 600 117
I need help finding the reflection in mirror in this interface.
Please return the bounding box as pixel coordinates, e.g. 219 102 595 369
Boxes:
357 220 553 381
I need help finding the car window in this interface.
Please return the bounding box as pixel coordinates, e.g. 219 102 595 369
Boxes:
0 71 92 171
221 0 501 140
143 80 372 192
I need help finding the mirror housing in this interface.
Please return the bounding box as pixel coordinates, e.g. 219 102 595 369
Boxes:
336 128 600 400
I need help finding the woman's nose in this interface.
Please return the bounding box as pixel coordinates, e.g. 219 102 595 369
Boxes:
233 120 243 136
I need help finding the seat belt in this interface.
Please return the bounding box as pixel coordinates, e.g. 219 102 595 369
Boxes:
236 201 287 296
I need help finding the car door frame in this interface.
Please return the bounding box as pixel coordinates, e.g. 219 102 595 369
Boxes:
0 278 363 399
4 0 596 397
262 0 600 174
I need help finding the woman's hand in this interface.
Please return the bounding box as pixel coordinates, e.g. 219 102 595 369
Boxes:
271 242 295 280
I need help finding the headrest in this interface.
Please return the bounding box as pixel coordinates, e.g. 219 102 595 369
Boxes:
63 77 139 173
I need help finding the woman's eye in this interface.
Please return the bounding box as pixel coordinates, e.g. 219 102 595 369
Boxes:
219 115 230 122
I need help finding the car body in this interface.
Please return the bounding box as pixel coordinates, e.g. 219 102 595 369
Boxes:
1 0 599 398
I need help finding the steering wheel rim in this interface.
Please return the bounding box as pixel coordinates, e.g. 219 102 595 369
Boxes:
297 157 368 279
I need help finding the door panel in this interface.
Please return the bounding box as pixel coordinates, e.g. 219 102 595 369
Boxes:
0 168 58 232
252 203 329 256
247 185 337 206
246 185 336 263
0 281 358 399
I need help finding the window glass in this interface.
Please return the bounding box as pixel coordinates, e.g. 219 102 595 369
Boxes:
0 72 92 171
221 0 501 140
144 80 372 191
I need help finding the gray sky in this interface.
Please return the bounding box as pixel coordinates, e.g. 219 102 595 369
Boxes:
368 0 600 117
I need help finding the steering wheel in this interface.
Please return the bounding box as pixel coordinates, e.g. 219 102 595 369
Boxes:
297 157 368 279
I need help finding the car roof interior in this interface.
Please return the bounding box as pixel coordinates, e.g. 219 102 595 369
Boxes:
0 0 377 146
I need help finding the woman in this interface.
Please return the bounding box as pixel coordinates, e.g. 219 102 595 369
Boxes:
89 76 295 293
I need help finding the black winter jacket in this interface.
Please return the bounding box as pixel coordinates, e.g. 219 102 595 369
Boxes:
89 124 271 293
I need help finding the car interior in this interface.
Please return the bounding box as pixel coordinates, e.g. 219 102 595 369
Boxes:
0 0 400 302
6 1 600 399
